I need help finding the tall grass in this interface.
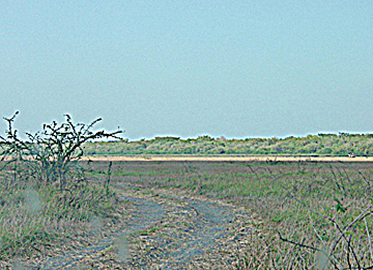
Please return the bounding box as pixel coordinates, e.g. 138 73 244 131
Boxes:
0 162 120 263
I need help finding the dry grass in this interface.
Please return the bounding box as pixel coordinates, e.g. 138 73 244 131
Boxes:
0 162 122 268
104 160 373 269
1 160 372 269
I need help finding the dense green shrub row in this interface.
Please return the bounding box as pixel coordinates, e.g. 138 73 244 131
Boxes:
83 133 373 156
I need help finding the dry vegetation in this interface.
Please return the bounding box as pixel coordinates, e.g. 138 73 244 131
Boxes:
1 112 373 269
1 159 373 269
104 161 373 269
0 112 125 269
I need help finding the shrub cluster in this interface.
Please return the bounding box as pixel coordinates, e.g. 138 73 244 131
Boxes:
83 133 373 156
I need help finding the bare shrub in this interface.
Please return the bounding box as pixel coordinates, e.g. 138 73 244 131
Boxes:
0 111 123 191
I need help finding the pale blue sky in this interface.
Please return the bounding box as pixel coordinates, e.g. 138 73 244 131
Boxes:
1 1 372 140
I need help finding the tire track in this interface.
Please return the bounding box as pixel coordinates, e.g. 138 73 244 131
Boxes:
31 196 166 269
28 190 252 269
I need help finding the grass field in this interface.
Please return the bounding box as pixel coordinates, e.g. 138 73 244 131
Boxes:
92 160 373 269
1 160 373 269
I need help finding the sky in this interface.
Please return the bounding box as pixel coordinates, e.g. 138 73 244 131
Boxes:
1 1 372 140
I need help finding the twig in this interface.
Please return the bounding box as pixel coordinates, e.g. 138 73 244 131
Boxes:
278 232 320 252
364 217 373 263
330 205 373 256
332 219 362 270
246 163 260 181
346 234 353 270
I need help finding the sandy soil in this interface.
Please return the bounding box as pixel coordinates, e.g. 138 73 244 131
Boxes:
82 156 373 162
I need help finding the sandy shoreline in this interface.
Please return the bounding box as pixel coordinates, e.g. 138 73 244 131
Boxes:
82 156 373 162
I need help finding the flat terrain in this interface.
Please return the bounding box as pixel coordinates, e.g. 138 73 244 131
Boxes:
4 160 373 269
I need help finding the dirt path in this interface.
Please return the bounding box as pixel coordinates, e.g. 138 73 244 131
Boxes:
82 156 373 162
27 189 253 269
31 194 166 269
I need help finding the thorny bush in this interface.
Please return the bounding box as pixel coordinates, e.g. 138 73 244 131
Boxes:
0 111 123 191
